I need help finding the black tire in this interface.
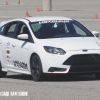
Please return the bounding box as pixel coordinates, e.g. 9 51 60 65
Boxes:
30 55 44 81
0 71 7 78
0 61 7 78
95 73 100 79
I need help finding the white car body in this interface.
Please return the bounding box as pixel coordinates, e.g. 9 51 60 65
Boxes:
0 16 100 81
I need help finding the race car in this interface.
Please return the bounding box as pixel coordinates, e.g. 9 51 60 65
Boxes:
0 16 100 81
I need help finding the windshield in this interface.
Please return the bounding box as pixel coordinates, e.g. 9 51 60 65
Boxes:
30 20 93 39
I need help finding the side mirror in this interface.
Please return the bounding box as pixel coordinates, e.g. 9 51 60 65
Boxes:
17 34 28 40
92 31 100 37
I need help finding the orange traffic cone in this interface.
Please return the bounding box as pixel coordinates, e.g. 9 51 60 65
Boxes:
36 7 40 12
94 14 98 19
6 1 8 5
18 0 20 4
25 11 29 17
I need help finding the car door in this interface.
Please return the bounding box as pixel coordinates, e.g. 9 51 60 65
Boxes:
0 21 18 70
10 22 30 72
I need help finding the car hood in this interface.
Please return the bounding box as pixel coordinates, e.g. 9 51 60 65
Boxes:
38 37 100 51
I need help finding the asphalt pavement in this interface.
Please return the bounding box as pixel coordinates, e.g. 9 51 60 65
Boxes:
0 0 100 100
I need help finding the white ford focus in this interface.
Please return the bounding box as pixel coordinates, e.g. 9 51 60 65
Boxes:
0 16 100 81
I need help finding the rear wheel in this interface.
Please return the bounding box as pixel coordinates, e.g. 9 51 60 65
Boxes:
30 55 44 81
0 62 7 78
95 73 100 79
0 71 7 78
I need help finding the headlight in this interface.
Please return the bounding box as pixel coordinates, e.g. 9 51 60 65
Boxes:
44 46 66 55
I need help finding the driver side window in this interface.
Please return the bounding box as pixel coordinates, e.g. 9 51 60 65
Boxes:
15 22 30 42
20 25 29 34
17 23 29 36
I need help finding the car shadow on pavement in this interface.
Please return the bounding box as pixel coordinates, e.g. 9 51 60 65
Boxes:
6 74 98 82
45 74 98 82
6 74 33 81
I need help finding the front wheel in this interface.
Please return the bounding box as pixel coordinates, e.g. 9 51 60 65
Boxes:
0 71 7 78
30 55 44 81
95 73 100 79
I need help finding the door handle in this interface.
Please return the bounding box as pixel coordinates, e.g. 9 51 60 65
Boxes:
12 43 16 47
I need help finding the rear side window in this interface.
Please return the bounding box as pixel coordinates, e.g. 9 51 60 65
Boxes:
8 24 16 33
0 25 6 35
4 22 17 38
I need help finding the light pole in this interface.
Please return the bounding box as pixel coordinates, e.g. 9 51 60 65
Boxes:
43 0 52 11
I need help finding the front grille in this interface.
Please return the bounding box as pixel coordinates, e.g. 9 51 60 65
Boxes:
69 65 100 73
63 54 100 73
63 54 100 65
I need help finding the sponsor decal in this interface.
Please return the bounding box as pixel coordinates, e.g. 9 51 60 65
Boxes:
7 55 10 59
6 50 10 54
39 20 69 24
13 61 28 69
6 41 10 48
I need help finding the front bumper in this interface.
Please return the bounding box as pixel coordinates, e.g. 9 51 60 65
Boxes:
41 50 100 74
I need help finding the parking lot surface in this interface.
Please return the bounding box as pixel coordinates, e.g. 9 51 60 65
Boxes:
0 0 100 100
